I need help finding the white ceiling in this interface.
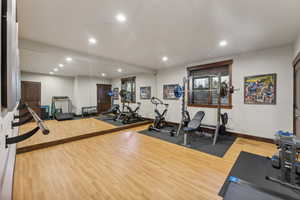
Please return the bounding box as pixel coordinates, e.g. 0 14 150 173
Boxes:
20 39 154 78
18 0 300 75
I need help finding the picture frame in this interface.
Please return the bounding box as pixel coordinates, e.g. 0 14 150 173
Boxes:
163 84 179 100
244 73 277 105
140 86 151 99
113 88 119 100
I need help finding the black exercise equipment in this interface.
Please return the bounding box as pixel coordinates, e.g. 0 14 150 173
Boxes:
114 89 143 124
219 112 228 135
182 111 205 146
114 89 129 121
101 91 121 120
175 77 191 136
102 104 121 119
11 115 33 127
219 151 300 199
51 96 74 121
174 75 236 145
148 97 176 136
40 105 50 120
122 102 143 124
224 176 297 200
266 131 300 191
82 106 98 117
6 104 50 148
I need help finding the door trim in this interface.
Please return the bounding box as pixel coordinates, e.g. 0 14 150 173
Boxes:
96 84 112 113
293 51 300 68
21 81 42 116
294 56 300 136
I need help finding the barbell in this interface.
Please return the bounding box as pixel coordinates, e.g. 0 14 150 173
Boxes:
174 82 235 98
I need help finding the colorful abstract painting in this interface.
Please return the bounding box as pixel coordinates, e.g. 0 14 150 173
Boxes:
244 74 276 105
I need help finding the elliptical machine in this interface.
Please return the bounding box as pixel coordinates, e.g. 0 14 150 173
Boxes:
122 102 143 124
148 97 176 136
102 104 121 120
114 89 143 124
114 90 130 121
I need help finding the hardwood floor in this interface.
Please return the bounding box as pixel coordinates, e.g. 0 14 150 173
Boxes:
17 118 116 149
13 125 276 200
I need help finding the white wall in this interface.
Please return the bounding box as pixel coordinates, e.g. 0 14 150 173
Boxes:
73 76 111 115
294 34 300 59
21 45 293 140
111 73 157 119
157 45 294 139
0 0 20 199
0 108 19 200
21 72 111 115
21 72 74 109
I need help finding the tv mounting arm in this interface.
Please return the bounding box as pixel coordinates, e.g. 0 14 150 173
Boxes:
5 104 50 148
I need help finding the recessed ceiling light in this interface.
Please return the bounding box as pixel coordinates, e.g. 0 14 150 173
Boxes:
89 37 97 45
54 68 59 72
115 13 126 23
59 64 64 68
101 73 107 77
117 68 122 73
162 56 168 62
49 72 54 75
219 40 228 47
66 57 73 62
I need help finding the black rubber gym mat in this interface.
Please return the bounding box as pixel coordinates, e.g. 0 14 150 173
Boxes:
224 181 296 200
138 128 236 157
219 151 300 199
94 116 124 126
95 115 147 127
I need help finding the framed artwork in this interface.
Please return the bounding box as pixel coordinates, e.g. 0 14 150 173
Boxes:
163 84 179 100
113 88 119 100
244 73 276 105
140 87 151 99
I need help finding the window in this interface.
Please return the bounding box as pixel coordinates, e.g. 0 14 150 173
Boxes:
187 60 233 109
121 77 136 103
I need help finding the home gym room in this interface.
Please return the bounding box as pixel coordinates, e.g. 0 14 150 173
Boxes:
1 0 300 200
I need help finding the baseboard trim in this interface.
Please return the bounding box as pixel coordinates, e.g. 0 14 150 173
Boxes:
229 131 274 144
166 121 274 144
17 120 152 154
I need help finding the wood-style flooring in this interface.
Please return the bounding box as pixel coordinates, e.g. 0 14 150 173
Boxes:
14 124 276 200
17 118 116 149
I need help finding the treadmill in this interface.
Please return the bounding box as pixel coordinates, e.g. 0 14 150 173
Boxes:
52 96 74 121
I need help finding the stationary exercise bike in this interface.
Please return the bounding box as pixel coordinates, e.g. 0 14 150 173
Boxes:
148 97 176 136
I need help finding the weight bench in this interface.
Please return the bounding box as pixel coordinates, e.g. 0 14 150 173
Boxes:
183 111 205 146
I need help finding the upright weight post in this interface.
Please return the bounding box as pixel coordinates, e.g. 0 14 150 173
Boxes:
213 74 222 146
176 77 187 136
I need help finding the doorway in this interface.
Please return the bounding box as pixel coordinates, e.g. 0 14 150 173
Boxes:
97 84 112 113
295 56 300 138
21 81 41 117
